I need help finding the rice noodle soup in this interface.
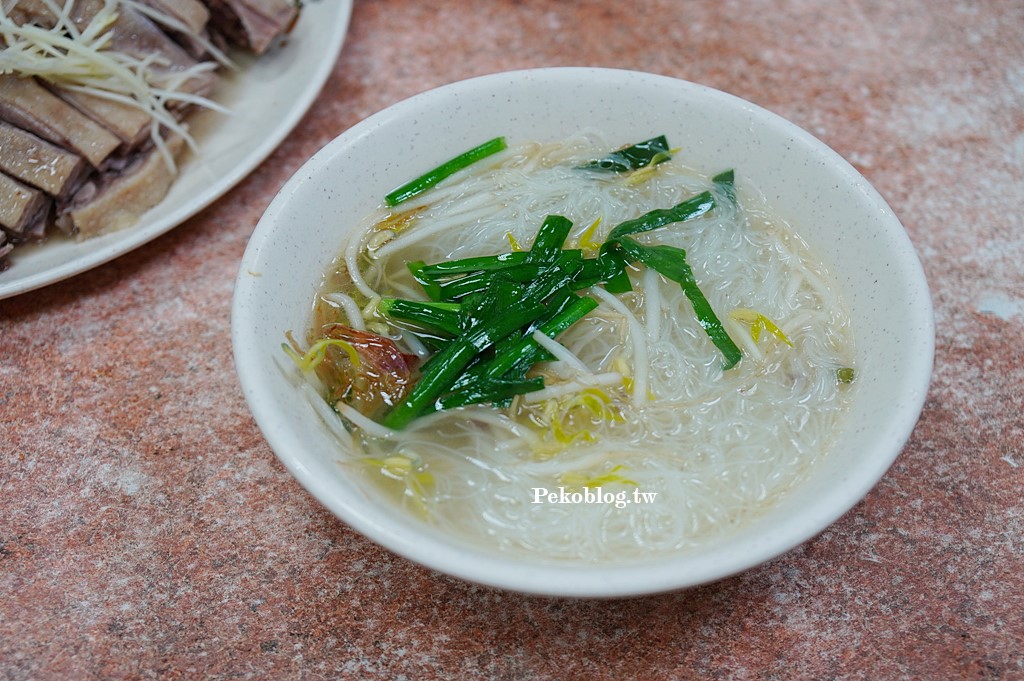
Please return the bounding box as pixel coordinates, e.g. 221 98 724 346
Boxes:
288 132 856 562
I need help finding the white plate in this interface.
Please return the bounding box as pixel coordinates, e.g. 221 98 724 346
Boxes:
0 0 353 299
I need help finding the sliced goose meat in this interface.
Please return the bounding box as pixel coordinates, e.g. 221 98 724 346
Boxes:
53 87 153 150
136 0 211 35
0 121 90 199
57 134 185 237
134 0 215 58
0 75 122 168
8 0 218 100
0 230 14 268
204 0 298 55
96 0 219 99
0 171 51 238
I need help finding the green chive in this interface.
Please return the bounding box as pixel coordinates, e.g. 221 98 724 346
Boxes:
616 238 742 369
607 191 715 241
577 135 672 173
712 169 736 205
420 251 529 278
432 376 545 411
385 137 508 207
378 299 462 336
382 302 547 429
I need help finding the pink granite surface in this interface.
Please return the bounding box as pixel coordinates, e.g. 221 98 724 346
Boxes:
2 0 1023 678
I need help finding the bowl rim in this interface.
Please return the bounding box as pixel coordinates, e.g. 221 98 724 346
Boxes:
232 66 935 597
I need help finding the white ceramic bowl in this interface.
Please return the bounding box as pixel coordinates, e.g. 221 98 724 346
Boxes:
232 68 934 597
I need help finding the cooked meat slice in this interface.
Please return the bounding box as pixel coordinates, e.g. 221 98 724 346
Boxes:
0 75 122 168
53 87 153 150
0 230 14 268
134 0 214 58
204 0 298 54
97 0 219 99
8 0 218 100
137 0 211 35
0 121 90 199
0 171 51 237
58 135 185 237
2 0 41 25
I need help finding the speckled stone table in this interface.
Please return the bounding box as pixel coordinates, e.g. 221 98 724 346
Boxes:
2 1 1023 678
